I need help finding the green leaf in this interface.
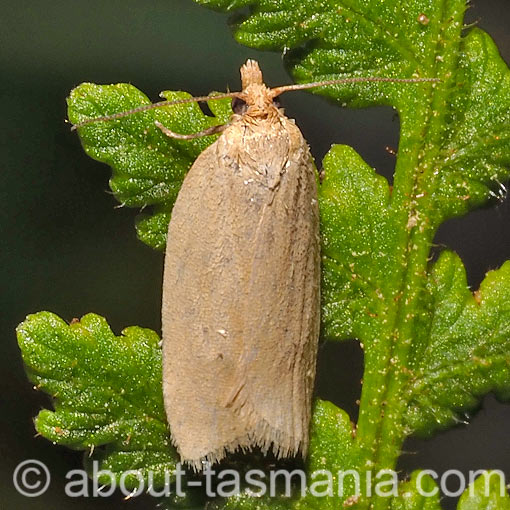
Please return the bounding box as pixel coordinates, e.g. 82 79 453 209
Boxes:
319 144 397 343
431 29 510 222
135 207 171 251
16 312 177 487
457 471 510 510
405 252 510 436
391 471 442 510
198 0 441 78
207 491 293 510
295 400 358 509
67 84 231 250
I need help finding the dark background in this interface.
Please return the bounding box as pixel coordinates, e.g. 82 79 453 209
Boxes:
1 1 509 508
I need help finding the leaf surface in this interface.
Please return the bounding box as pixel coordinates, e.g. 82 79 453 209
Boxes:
17 312 177 487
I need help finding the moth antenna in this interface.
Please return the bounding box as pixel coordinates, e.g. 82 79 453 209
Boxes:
71 75 440 130
155 121 227 140
70 92 241 130
269 76 441 96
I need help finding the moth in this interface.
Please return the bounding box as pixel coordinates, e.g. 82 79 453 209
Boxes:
72 62 438 471
160 60 320 470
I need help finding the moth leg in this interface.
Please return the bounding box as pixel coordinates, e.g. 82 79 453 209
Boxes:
155 121 226 140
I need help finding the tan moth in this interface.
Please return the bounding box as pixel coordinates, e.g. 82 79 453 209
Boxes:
72 61 438 471
161 60 320 470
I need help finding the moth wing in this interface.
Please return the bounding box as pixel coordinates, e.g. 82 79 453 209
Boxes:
229 127 320 458
162 141 253 469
